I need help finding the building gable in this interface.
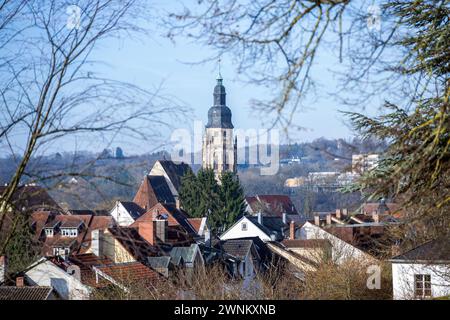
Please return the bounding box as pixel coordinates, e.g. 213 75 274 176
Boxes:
220 216 272 242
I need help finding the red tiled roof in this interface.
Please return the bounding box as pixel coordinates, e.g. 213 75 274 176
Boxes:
68 254 113 287
132 203 196 236
0 185 61 212
187 218 202 233
95 261 161 287
246 195 298 217
32 213 113 256
133 176 175 210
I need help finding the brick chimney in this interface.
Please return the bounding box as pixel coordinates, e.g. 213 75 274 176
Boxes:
16 276 24 287
289 221 295 240
0 256 6 284
138 220 157 245
314 215 320 226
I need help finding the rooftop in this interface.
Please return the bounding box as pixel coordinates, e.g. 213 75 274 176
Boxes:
0 286 53 300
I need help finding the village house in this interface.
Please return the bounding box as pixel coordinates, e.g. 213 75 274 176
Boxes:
245 195 299 218
220 212 300 242
299 220 376 264
219 238 261 281
32 211 114 258
0 256 56 300
24 253 161 299
391 238 450 300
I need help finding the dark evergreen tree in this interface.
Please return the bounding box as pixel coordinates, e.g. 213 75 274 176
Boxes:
179 169 202 217
196 169 221 231
217 172 246 232
3 212 39 276
179 168 246 233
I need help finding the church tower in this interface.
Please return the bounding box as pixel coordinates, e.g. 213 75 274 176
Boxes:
202 74 237 179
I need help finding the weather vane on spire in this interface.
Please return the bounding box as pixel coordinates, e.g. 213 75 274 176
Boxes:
217 57 222 80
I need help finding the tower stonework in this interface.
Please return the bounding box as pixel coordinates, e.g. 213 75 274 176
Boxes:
202 75 237 179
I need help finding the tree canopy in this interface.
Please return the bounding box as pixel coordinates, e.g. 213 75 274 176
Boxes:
179 169 246 234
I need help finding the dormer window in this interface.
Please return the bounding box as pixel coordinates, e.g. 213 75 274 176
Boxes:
61 228 78 237
45 228 54 237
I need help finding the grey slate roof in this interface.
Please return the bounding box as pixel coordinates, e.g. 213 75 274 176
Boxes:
221 239 253 260
0 286 53 300
158 160 191 192
147 256 171 269
392 238 450 262
148 176 175 204
170 244 199 265
120 201 146 220
247 216 287 240
206 78 234 129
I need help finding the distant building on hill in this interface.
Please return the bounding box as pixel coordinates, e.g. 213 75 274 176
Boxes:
352 153 379 174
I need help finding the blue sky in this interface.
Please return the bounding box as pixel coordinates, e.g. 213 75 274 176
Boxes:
83 1 364 155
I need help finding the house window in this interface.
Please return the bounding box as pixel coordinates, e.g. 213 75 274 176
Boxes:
415 274 431 298
241 222 247 231
45 228 54 237
61 228 78 237
53 247 70 257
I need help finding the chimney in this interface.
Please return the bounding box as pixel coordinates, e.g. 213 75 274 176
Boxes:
67 265 81 281
342 208 348 216
16 276 24 287
373 212 380 223
314 215 320 226
155 219 168 243
91 230 104 257
289 221 295 240
282 212 287 224
257 211 263 225
326 214 332 225
0 256 6 284
138 220 157 245
336 209 341 219
175 198 181 209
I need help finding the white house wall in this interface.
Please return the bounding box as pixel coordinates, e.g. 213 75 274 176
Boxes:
299 222 372 264
110 202 135 226
392 262 450 300
25 259 91 300
220 217 271 242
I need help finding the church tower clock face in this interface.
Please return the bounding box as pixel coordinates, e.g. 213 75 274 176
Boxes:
202 74 237 179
